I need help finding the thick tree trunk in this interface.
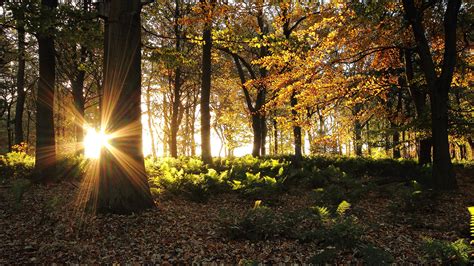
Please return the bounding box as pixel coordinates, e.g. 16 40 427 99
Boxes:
200 2 213 164
431 83 456 188
35 0 57 182
15 12 26 145
94 0 155 214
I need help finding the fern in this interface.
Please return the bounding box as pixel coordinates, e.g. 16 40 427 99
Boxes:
312 206 331 222
336 200 351 216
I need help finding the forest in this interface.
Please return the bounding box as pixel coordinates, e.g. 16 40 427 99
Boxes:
0 0 473 264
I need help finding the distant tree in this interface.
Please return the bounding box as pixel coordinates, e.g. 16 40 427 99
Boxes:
13 3 26 145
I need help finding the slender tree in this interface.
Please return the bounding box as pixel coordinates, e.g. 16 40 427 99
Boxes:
14 5 26 145
170 0 183 158
200 0 214 164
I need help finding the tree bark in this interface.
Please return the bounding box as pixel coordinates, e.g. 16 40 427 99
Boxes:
35 0 57 182
94 0 155 214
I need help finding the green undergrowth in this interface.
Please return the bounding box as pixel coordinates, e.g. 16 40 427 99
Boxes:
218 200 393 264
145 155 431 202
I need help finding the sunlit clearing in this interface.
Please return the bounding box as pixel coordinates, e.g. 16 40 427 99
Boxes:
84 127 110 159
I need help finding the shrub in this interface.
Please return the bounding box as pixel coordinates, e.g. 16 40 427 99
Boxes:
322 218 363 249
231 171 284 199
304 201 363 248
388 181 436 213
219 202 282 241
0 151 34 180
421 238 472 265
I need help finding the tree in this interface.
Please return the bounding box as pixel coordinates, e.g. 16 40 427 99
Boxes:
13 3 26 145
94 0 155 214
200 0 215 164
34 0 57 182
402 0 461 189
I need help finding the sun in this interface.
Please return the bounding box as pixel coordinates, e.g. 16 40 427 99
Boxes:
84 127 110 159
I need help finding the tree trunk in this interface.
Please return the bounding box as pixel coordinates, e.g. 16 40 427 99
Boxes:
200 0 214 164
402 0 460 189
352 103 363 157
404 49 431 164
145 69 156 158
391 121 401 159
170 0 182 158
317 107 326 153
354 120 362 157
15 10 26 145
291 92 302 161
273 119 278 155
170 67 181 157
72 47 86 155
251 115 262 157
162 87 169 156
459 143 466 160
94 0 155 214
7 103 12 151
431 83 456 188
35 0 57 182
260 114 266 156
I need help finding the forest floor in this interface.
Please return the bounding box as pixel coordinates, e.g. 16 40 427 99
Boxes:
0 169 473 264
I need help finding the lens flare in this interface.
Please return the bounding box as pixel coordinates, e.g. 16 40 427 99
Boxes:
84 127 110 159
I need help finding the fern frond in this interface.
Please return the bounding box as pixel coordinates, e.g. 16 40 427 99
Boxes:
336 200 351 216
